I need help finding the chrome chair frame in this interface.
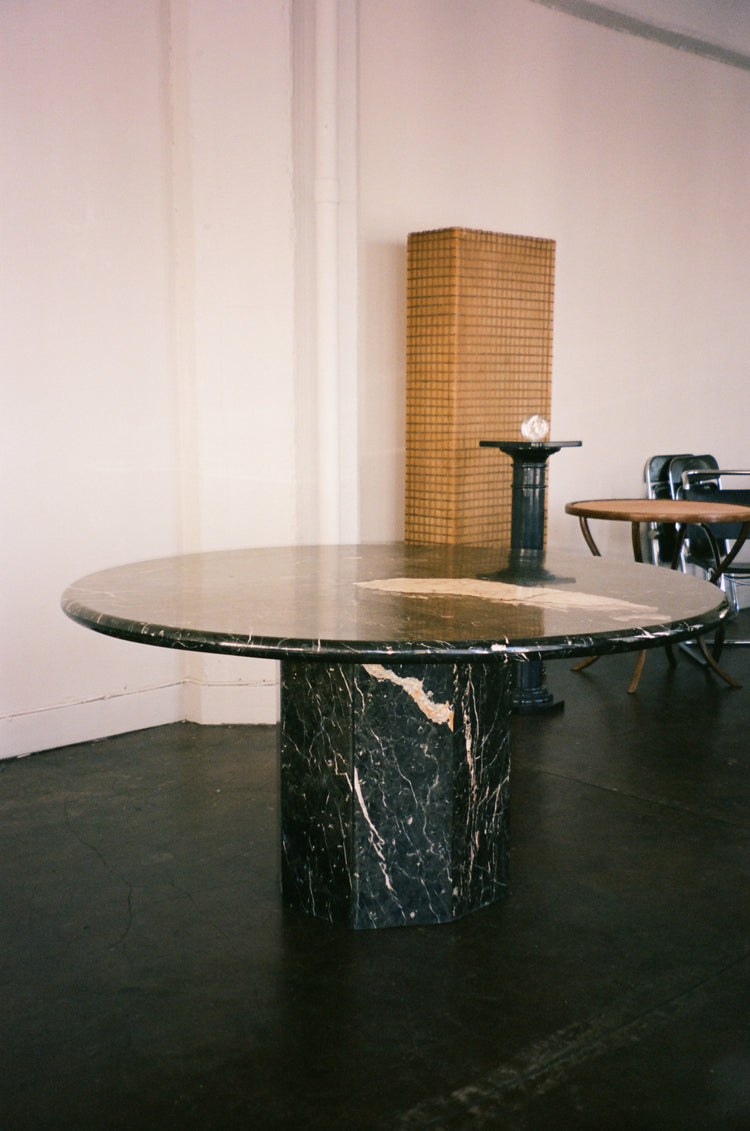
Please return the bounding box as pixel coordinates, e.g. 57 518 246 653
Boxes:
668 456 750 610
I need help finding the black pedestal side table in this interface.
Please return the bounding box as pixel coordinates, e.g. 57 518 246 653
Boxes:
480 440 582 713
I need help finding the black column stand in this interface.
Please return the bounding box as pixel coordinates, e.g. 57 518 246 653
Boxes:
480 440 582 714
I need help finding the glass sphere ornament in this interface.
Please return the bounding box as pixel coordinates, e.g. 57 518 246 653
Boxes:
520 414 550 441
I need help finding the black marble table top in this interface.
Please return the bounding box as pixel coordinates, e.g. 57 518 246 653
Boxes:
62 543 729 665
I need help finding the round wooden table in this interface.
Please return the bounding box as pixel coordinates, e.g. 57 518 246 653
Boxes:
565 498 750 690
565 498 750 573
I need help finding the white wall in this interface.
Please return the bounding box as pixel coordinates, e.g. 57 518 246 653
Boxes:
1 0 296 757
3 0 750 758
1 1 184 758
357 0 750 560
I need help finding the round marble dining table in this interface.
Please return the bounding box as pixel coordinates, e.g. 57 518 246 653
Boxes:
63 543 728 930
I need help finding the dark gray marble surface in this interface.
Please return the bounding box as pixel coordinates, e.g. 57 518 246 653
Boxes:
280 659 511 928
62 543 729 663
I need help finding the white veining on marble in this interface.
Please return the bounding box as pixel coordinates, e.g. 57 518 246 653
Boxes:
353 767 394 893
461 679 477 888
357 577 659 618
362 663 454 729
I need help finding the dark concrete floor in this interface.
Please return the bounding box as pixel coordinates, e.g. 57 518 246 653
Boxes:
2 634 750 1129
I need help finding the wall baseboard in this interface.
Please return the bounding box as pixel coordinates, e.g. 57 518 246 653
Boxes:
0 683 184 760
0 676 281 760
183 677 280 726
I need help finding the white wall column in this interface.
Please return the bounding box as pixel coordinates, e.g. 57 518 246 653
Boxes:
314 0 342 543
168 0 297 726
294 0 359 546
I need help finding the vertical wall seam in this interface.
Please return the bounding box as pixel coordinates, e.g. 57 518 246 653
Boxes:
164 0 203 710
314 0 342 543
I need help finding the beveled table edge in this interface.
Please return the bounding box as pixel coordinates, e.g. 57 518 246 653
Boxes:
62 559 731 667
61 599 729 664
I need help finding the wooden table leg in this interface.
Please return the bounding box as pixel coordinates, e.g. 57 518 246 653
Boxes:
627 649 647 694
573 519 647 689
695 637 742 689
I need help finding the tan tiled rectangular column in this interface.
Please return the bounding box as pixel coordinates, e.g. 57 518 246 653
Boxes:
405 228 555 546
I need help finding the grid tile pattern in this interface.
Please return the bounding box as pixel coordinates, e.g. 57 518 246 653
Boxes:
405 228 555 546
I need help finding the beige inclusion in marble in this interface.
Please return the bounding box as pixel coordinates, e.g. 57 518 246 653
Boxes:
362 664 455 730
356 577 659 619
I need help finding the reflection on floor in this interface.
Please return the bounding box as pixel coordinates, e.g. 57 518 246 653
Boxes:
2 628 750 1129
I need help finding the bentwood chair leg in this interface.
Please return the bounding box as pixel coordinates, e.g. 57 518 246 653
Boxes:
627 650 646 694
696 636 742 689
572 655 599 673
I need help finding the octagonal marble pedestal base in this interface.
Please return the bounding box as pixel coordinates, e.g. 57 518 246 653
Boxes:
279 659 511 929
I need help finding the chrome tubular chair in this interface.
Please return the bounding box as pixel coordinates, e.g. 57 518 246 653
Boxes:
668 454 750 611
643 453 693 567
